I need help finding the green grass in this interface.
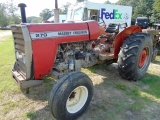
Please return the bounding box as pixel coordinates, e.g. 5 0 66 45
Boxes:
0 30 10 33
156 56 160 61
141 74 160 98
129 100 145 111
23 111 37 120
115 83 128 91
0 35 20 117
82 56 160 119
2 101 19 115
0 35 19 92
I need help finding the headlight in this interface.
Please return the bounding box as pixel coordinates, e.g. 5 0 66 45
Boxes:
16 51 25 64
16 51 20 59
22 55 26 64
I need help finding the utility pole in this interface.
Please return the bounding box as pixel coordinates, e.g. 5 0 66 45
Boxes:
54 0 59 23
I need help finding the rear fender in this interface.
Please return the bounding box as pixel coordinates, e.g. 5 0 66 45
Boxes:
114 26 142 57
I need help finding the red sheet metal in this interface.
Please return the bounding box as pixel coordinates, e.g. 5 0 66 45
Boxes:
114 26 142 57
87 21 99 40
27 21 99 79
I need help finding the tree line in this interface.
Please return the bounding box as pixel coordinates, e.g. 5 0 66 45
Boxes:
0 1 70 27
116 0 160 22
0 0 21 27
0 0 160 27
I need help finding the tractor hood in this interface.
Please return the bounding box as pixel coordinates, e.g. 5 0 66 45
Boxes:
11 21 99 81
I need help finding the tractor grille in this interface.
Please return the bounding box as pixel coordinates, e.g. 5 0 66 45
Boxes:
11 26 26 77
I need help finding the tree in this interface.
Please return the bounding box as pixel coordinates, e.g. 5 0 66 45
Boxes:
154 0 160 13
151 10 160 22
104 0 112 4
59 2 71 14
6 0 21 24
0 12 8 27
7 0 18 17
27 16 42 23
40 9 53 21
76 0 84 2
133 0 154 20
0 1 21 26
0 3 8 27
8 15 21 24
116 0 154 21
116 0 128 5
153 0 160 22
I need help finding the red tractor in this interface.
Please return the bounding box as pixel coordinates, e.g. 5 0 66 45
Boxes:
11 4 159 120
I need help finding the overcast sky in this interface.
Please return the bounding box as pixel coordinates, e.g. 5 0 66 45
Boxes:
0 0 119 17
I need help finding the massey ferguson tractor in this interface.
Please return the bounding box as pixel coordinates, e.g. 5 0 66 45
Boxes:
11 3 159 120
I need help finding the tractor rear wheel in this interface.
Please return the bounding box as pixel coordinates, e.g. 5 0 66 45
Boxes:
49 72 93 120
118 33 153 81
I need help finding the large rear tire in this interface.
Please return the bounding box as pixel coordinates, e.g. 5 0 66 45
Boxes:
49 72 93 120
118 33 153 81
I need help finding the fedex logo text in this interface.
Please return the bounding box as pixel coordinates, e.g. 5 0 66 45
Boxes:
101 8 122 20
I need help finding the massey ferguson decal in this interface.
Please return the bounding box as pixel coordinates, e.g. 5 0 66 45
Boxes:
30 30 89 39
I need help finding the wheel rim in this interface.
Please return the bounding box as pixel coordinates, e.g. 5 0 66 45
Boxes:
66 86 88 113
138 47 149 70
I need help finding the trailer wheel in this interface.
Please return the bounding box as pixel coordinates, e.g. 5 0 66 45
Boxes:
118 33 153 81
49 72 93 120
151 48 158 61
157 41 160 55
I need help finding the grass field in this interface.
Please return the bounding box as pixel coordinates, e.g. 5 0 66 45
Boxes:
0 30 11 33
0 33 160 120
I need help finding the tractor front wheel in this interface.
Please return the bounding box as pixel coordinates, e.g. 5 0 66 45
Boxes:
49 72 93 120
118 33 153 81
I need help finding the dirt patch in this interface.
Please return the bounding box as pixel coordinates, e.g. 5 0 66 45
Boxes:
0 31 11 37
0 31 12 44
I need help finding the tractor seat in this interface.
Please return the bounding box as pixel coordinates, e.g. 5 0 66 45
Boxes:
105 23 119 33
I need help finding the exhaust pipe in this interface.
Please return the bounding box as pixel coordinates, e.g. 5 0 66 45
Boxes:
18 3 27 23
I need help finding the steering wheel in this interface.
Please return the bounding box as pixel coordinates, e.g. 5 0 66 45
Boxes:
91 15 106 27
98 21 105 26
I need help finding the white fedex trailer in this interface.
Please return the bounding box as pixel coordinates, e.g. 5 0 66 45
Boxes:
66 1 132 26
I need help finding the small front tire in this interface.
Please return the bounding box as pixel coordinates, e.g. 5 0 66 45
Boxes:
49 72 93 120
